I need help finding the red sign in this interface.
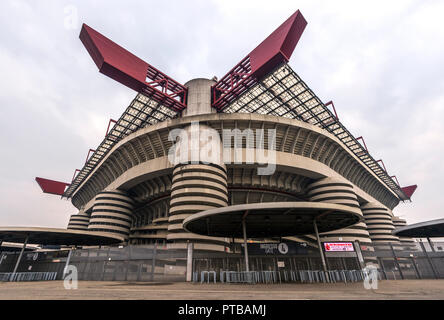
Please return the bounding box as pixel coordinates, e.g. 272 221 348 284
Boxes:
323 242 354 252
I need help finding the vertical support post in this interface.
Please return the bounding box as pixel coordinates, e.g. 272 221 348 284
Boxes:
377 257 386 280
242 218 249 272
232 237 235 253
411 257 421 279
354 241 365 269
136 262 141 281
63 247 73 277
11 235 29 281
389 243 404 280
186 241 194 282
427 238 435 253
124 245 131 281
313 219 327 272
151 243 157 281
419 241 438 279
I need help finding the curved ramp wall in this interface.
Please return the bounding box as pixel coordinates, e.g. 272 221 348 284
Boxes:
168 163 229 251
307 177 371 244
67 209 90 231
392 216 414 244
88 190 135 241
362 202 399 243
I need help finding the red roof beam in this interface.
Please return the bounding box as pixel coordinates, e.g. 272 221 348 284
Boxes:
212 10 307 111
79 24 187 112
35 177 70 196
401 184 417 199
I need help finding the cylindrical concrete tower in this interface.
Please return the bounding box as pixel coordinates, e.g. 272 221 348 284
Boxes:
168 163 229 250
167 78 229 251
306 177 371 244
88 190 135 240
181 78 216 117
130 197 169 245
67 209 90 231
361 202 399 243
392 216 414 244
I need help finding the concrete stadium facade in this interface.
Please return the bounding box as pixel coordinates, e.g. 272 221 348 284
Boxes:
65 78 411 251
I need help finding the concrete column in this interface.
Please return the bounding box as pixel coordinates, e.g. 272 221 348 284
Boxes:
186 242 194 282
354 241 366 269
313 219 327 272
11 235 28 281
242 218 250 272
182 78 216 117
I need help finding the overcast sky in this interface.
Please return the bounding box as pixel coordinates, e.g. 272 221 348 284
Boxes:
0 0 443 228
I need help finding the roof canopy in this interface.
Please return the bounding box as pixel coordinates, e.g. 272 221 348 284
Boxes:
183 202 362 238
393 219 444 238
0 227 123 246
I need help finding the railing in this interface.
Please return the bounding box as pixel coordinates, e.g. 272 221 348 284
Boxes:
0 272 58 282
193 270 377 284
200 271 217 284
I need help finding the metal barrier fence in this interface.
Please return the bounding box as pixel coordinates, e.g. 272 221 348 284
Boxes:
193 269 376 284
70 245 187 282
0 245 188 282
0 272 58 282
1 241 444 283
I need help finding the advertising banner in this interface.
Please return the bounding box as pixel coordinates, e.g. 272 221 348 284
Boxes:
323 242 354 252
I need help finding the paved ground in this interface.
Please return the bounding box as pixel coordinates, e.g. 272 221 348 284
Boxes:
0 280 444 299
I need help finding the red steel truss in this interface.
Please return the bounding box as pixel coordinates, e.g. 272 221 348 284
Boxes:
401 185 418 199
35 177 70 196
219 62 414 201
212 10 307 111
80 24 187 112
35 10 416 203
63 92 178 198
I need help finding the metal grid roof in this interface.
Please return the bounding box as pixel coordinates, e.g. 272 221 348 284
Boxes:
64 63 408 201
63 93 179 198
222 63 408 200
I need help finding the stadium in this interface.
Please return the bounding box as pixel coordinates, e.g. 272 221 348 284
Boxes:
4 9 435 284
